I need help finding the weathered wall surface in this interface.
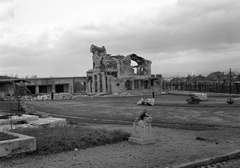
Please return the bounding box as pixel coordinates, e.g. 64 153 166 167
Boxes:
26 77 86 94
118 55 152 78
111 78 125 94
0 83 14 98
22 93 73 101
73 78 86 93
0 131 36 157
119 57 133 77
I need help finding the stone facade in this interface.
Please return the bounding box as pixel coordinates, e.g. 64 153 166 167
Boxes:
86 44 162 95
25 77 86 95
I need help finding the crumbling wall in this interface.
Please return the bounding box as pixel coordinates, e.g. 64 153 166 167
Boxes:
110 78 125 94
118 54 151 78
0 83 14 99
90 44 119 72
119 57 134 76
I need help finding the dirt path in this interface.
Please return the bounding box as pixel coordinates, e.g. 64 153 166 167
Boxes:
1 125 240 168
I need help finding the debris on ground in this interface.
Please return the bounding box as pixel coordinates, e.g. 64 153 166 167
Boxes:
196 136 218 144
137 98 155 106
186 95 202 104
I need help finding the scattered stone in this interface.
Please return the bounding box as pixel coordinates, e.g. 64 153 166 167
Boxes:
144 98 155 106
227 98 240 105
112 92 119 95
137 98 155 106
137 98 145 105
21 93 73 101
196 137 218 144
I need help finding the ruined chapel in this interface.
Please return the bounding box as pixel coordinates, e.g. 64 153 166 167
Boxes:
86 44 162 95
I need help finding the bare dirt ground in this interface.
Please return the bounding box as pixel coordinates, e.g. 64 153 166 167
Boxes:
2 94 240 168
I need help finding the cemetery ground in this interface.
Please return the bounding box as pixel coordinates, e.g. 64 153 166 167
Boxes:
2 94 240 168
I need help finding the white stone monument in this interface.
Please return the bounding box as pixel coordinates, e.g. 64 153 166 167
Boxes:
128 109 155 145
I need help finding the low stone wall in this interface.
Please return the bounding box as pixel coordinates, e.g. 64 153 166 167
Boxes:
22 93 73 101
0 131 36 157
0 114 39 126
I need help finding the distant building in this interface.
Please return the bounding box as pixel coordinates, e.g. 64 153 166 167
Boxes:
86 44 162 95
0 78 29 99
25 77 87 94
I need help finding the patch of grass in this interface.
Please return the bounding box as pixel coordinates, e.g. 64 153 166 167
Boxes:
0 132 18 141
13 126 130 155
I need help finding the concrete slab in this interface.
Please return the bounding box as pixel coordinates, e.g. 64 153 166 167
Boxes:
0 131 36 157
0 116 66 131
28 117 66 127
0 115 39 126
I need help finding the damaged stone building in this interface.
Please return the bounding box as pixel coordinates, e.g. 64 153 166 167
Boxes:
86 44 162 95
25 77 86 95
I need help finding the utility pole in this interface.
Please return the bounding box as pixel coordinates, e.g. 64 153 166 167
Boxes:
230 68 232 94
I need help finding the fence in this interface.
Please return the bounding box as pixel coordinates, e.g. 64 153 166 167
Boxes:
162 81 240 94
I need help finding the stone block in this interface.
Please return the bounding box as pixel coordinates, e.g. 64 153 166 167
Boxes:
128 119 155 145
137 98 155 106
137 98 145 105
144 98 155 106
0 131 36 157
0 115 39 126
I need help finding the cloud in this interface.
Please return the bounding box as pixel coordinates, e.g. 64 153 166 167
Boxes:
0 0 16 21
0 0 240 77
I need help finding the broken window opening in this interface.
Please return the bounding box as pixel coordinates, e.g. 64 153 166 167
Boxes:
73 81 86 93
105 76 108 91
125 80 132 90
90 76 93 93
26 86 35 94
87 76 92 82
39 85 52 93
94 75 97 92
130 60 138 75
144 80 148 89
140 80 144 89
134 80 139 89
99 73 103 92
56 84 69 93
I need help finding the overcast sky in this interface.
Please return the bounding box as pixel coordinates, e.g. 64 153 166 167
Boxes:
0 0 240 78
